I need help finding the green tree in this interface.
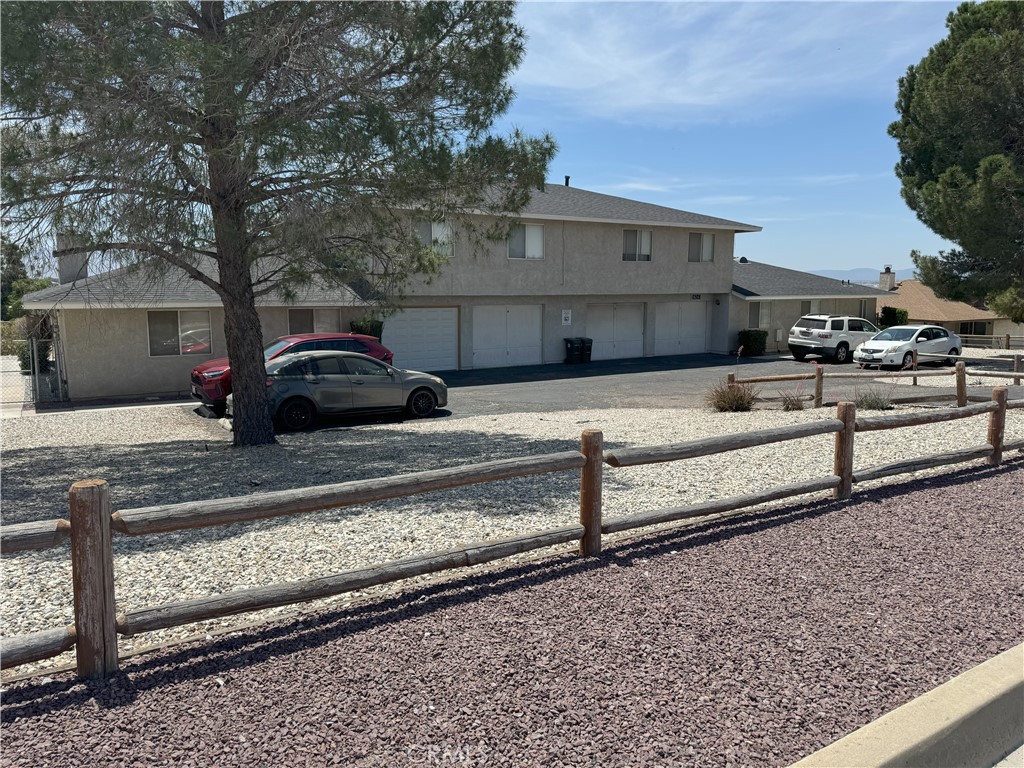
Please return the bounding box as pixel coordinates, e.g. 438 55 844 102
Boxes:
1 1 555 445
1 242 29 321
888 1 1024 322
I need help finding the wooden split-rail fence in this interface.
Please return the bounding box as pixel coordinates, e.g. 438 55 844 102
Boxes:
2 387 1022 680
729 356 1023 408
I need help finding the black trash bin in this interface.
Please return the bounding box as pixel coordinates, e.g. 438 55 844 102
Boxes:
564 337 583 364
580 337 593 363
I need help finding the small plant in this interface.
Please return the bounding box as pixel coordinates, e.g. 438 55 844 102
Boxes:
350 316 384 338
706 378 760 412
855 387 894 410
779 390 806 411
878 306 909 329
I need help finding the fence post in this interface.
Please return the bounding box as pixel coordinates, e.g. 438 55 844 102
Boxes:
1014 354 1021 387
813 366 823 408
70 479 118 679
956 361 967 407
987 388 1007 467
833 402 856 500
579 430 603 556
911 349 918 386
1006 333 1012 350
727 372 736 388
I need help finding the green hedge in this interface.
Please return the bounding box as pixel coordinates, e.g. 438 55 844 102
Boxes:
737 329 768 356
879 306 909 328
350 318 384 338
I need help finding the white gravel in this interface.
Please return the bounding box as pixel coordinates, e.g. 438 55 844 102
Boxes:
2 390 1022 677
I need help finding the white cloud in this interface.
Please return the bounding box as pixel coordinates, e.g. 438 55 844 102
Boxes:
514 1 956 126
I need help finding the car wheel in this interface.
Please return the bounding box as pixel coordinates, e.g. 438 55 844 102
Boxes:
946 348 959 366
406 388 438 418
277 397 316 431
833 343 850 364
790 348 807 361
902 351 915 370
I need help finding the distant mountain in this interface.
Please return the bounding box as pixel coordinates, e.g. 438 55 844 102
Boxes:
810 267 916 285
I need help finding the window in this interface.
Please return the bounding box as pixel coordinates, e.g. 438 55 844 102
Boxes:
748 301 770 329
960 321 988 335
687 232 715 262
858 299 868 319
508 223 544 260
933 327 949 340
800 300 820 315
415 220 454 258
147 310 212 357
314 356 344 375
288 308 344 334
344 356 390 376
830 319 844 331
622 229 652 261
848 320 866 333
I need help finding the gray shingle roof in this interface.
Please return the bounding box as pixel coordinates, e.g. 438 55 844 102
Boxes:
22 259 363 311
732 259 891 299
522 184 761 231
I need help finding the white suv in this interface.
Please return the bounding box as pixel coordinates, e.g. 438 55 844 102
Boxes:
788 314 879 364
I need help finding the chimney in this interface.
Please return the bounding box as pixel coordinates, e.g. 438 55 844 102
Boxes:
55 233 88 285
879 264 896 291
564 175 570 187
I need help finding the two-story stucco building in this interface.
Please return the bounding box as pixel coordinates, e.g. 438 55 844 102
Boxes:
24 182 761 402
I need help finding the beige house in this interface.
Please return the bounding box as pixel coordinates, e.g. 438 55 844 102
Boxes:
877 274 1024 339
24 183 762 402
730 259 890 353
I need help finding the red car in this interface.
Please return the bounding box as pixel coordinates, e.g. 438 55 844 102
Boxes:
191 332 393 413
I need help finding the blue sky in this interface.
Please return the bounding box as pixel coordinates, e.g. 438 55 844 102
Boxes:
501 0 960 274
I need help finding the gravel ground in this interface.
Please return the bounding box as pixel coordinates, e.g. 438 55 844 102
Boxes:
2 394 1023 676
1 460 1021 767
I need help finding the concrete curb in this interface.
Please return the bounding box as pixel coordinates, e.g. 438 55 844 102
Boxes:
791 643 1024 768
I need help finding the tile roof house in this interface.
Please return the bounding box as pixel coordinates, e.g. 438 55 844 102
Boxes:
877 277 1008 336
730 258 890 353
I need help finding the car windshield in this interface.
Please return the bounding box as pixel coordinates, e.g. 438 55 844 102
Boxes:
263 339 293 361
871 328 917 342
794 318 827 330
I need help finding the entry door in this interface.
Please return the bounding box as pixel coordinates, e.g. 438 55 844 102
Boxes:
588 303 644 360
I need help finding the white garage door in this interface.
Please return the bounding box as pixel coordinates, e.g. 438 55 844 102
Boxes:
588 303 644 360
654 301 709 355
381 307 459 372
472 305 543 368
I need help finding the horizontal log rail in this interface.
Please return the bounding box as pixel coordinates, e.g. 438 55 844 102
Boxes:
113 451 586 536
1 386 1016 679
0 626 76 670
855 401 998 432
601 476 841 534
604 420 843 468
1 519 71 554
853 445 994 484
117 525 585 636
965 369 1024 381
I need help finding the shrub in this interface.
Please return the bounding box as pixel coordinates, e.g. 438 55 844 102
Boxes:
706 378 760 412
350 317 384 338
779 390 806 411
737 329 768 356
855 387 894 410
0 319 26 356
878 306 908 328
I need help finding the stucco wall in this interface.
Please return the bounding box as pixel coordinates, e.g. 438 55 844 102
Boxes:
727 298 880 354
407 218 737 298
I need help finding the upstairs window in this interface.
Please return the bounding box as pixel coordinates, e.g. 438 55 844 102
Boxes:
414 220 454 258
687 232 715 262
508 223 544 260
622 229 652 261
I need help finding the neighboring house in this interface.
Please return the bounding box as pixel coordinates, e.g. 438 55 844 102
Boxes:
24 182 762 402
730 258 890 353
876 272 1024 338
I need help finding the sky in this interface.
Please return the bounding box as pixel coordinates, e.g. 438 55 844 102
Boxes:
500 0 961 274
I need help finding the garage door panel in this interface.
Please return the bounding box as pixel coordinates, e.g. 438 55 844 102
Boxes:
472 305 542 368
588 303 643 360
654 301 708 356
381 308 458 371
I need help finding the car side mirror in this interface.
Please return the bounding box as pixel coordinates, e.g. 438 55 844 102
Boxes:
916 336 927 343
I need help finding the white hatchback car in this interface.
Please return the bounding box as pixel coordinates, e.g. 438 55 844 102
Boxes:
853 325 961 369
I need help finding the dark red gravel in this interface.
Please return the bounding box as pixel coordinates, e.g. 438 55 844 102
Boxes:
2 459 1022 767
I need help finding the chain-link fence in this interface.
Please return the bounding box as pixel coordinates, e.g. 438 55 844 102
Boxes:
0 335 69 409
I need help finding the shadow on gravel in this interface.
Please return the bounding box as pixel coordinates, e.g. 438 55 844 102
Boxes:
4 457 1019 720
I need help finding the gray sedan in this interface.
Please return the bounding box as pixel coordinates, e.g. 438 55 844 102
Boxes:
226 350 448 430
